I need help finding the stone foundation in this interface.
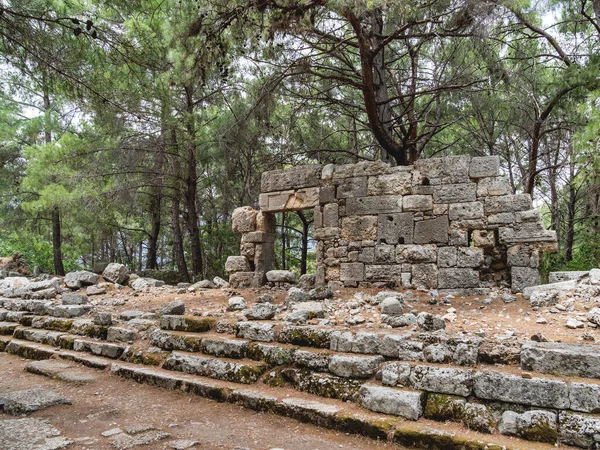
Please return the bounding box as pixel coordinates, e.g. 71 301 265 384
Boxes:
228 157 557 293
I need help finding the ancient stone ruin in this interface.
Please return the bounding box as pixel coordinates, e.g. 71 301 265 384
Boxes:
227 156 557 293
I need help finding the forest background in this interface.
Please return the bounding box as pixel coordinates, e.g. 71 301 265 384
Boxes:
0 0 599 283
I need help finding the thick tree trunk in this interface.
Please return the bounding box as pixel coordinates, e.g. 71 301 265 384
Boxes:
51 207 65 276
565 182 576 261
146 122 167 269
184 85 203 278
170 129 190 282
281 213 286 270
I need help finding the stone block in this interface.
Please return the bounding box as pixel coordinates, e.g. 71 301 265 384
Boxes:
359 247 375 263
336 177 367 199
340 263 364 282
511 267 540 293
470 156 500 178
448 202 484 220
232 206 257 233
438 268 480 289
256 211 276 232
472 230 495 247
367 171 412 195
437 247 457 267
365 265 403 281
474 371 569 409
345 195 403 216
261 165 322 192
403 195 433 212
499 223 557 244
322 203 339 227
259 187 320 212
477 176 511 197
377 213 414 245
558 412 600 448
487 212 515 225
456 247 484 268
341 216 378 241
374 244 396 264
332 160 392 178
507 244 538 267
409 365 474 397
328 354 384 378
313 227 340 241
433 183 477 204
415 156 470 184
229 272 254 288
242 231 271 243
357 385 424 420
413 216 449 244
448 229 468 246
485 194 532 214
266 270 296 283
411 264 438 289
314 206 323 229
397 245 437 263
319 185 336 204
548 271 589 283
521 341 600 380
225 256 250 273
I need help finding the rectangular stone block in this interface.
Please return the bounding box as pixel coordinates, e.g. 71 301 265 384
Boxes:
403 195 433 212
472 230 495 247
332 160 393 179
448 229 467 246
438 268 480 289
314 206 323 229
521 341 600 380
261 165 322 192
437 247 457 267
359 247 374 264
313 227 340 241
485 194 532 214
346 195 403 216
340 263 364 282
511 266 541 293
322 203 339 228
341 216 378 241
411 264 438 289
499 223 557 244
319 185 336 204
487 212 515 225
473 370 569 409
477 176 511 197
357 385 424 420
433 183 477 204
374 244 396 264
469 156 499 178
367 171 413 196
448 202 484 220
365 265 403 281
413 216 449 244
415 156 470 184
259 187 320 212
336 177 367 199
409 365 474 397
377 213 414 245
242 231 274 243
456 248 484 268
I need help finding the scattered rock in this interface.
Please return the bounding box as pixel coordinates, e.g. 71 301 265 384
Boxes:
416 312 445 331
213 276 229 288
190 280 216 290
309 286 333 300
285 287 307 305
94 312 113 326
530 291 558 308
102 263 129 285
159 299 186 316
0 418 72 449
62 293 88 305
228 297 247 311
243 303 277 320
566 318 584 329
298 274 316 290
379 297 403 315
255 293 273 303
168 440 200 449
387 313 417 328
64 270 99 289
86 285 107 296
502 293 517 303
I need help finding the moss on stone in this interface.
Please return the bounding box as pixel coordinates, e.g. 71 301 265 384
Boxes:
281 368 361 401
181 334 204 352
424 393 465 422
335 413 396 440
44 318 73 331
520 421 558 444
0 337 10 352
56 335 75 349
19 316 35 326
227 363 267 384
183 317 215 332
278 327 330 348
247 342 295 366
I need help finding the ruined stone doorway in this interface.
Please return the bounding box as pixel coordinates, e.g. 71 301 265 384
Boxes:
274 210 316 276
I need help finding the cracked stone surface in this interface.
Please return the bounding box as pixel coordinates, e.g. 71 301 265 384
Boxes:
0 418 72 450
0 388 71 415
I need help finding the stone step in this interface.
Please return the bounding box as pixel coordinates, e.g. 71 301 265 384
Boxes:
0 338 583 448
0 321 18 335
162 351 267 384
521 341 600 380
159 315 216 332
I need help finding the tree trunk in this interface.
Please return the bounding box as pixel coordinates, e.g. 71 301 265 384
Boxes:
51 207 65 275
146 121 166 269
281 213 286 270
170 129 190 283
297 211 309 275
184 85 203 278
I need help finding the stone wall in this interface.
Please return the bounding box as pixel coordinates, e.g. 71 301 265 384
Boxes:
227 156 557 293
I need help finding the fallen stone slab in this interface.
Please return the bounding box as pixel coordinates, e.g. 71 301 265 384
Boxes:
522 280 579 299
549 271 589 284
521 341 600 379
26 359 97 383
108 430 169 449
0 417 72 450
168 439 200 449
0 388 71 415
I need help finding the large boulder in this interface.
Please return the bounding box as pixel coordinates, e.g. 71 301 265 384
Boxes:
159 299 186 316
102 263 129 285
64 271 99 289
266 270 296 284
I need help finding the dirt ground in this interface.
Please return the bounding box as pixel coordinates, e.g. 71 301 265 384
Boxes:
95 284 599 345
0 353 402 450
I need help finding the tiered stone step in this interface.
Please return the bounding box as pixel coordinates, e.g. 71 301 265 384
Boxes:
0 341 559 450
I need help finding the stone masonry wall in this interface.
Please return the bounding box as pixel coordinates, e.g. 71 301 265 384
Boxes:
227 156 557 293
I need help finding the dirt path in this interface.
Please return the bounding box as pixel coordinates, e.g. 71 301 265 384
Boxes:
0 353 400 450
